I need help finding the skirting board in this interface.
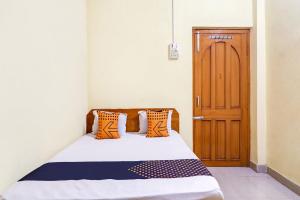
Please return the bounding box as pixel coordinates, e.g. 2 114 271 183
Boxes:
268 167 300 196
250 161 300 195
250 161 268 173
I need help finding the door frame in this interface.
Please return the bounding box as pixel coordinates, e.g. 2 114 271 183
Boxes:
192 27 251 166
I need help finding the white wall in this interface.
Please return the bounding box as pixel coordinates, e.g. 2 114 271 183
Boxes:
87 0 253 148
266 0 300 185
0 0 87 192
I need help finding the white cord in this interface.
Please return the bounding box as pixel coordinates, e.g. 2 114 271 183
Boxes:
172 0 175 43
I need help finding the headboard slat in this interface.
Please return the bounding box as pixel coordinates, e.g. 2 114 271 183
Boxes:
86 108 179 133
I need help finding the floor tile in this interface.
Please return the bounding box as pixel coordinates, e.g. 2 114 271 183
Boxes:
208 167 300 200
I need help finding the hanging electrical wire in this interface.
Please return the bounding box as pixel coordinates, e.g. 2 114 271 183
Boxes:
172 0 175 43
168 0 179 60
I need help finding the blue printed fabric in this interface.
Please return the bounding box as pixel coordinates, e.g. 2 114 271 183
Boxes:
19 159 212 181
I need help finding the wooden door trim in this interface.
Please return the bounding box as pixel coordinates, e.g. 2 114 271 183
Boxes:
193 27 251 30
193 28 250 34
192 28 250 167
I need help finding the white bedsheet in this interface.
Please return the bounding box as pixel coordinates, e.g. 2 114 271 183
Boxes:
3 131 224 200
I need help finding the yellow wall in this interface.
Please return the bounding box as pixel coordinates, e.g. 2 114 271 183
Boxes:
251 0 268 166
250 0 258 164
0 0 87 192
266 0 300 185
87 0 253 148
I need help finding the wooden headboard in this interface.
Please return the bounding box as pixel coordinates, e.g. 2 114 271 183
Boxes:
86 108 179 133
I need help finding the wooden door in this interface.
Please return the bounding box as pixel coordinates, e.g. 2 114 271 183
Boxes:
193 29 250 167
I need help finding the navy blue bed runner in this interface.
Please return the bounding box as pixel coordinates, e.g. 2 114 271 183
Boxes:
19 159 211 181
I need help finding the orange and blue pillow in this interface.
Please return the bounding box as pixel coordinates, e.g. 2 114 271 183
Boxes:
146 110 169 137
96 112 120 139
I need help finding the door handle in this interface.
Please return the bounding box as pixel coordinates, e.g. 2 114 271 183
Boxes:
196 96 201 107
193 116 205 120
196 32 200 52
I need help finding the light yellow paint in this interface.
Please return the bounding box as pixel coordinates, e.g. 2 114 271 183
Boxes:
87 0 253 148
0 0 88 193
251 0 267 165
266 0 300 185
250 0 258 164
256 0 267 166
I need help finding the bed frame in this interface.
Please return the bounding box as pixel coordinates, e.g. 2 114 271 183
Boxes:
86 108 179 133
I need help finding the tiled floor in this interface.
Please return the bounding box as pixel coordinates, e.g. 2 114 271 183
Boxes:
208 167 300 200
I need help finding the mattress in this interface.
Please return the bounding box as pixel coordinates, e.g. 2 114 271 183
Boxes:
3 131 224 200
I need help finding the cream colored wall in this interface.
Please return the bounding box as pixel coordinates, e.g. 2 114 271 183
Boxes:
250 0 258 164
87 0 253 148
251 0 267 166
266 0 300 185
0 0 87 193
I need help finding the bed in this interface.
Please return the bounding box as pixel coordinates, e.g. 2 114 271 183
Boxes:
3 108 224 200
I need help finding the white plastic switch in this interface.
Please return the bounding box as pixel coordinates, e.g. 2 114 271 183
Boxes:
168 43 179 60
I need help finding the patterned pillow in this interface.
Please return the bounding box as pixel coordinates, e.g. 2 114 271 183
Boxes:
146 110 169 137
96 111 120 139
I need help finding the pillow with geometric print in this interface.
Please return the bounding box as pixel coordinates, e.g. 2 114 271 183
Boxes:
96 111 120 139
92 110 127 136
146 110 169 137
138 109 173 134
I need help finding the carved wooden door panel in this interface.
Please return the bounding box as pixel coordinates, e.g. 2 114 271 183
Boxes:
193 29 250 166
